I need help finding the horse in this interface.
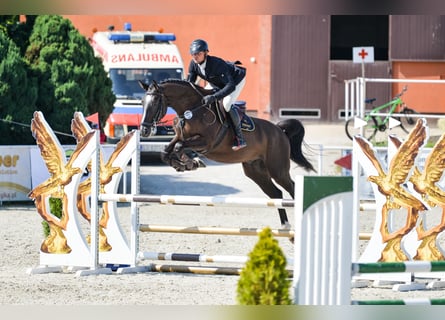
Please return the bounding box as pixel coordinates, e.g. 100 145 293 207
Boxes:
139 79 315 230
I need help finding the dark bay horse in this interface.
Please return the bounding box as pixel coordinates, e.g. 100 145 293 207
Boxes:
139 79 315 229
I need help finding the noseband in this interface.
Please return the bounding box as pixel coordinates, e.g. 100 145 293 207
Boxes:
141 89 167 128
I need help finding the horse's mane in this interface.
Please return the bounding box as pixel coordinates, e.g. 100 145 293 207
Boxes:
158 78 189 85
158 78 209 94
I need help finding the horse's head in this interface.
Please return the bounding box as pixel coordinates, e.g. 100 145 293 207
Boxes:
139 80 168 138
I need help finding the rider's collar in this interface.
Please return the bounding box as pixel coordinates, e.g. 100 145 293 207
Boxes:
198 59 207 76
198 58 207 67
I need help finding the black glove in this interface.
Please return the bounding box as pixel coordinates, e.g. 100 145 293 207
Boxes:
202 95 217 105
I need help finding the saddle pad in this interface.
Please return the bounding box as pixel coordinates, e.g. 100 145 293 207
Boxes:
241 114 255 132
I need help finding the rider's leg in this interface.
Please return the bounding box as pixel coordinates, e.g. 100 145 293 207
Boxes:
227 106 247 151
222 79 247 151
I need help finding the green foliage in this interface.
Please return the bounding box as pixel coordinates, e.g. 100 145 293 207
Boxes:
0 30 38 145
0 15 115 145
237 227 292 305
25 15 115 144
0 15 36 55
42 197 63 237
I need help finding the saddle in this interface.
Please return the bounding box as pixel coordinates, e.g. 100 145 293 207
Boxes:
214 100 255 132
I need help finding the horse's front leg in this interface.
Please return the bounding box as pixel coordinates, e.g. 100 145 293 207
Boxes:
159 135 202 171
165 135 206 171
160 136 180 165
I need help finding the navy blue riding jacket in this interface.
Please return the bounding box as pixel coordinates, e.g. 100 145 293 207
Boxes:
187 55 246 100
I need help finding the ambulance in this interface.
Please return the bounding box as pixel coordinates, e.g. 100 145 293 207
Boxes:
90 22 184 154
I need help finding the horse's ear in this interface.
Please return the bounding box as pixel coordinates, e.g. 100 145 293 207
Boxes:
152 80 160 91
138 80 149 91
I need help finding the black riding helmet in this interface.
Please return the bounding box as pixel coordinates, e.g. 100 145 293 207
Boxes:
190 39 209 54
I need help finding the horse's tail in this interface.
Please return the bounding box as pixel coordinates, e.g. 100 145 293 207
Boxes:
277 119 316 173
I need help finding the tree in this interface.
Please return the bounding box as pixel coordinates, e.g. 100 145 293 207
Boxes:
0 29 38 145
0 15 115 145
0 15 37 55
236 227 292 305
24 15 115 144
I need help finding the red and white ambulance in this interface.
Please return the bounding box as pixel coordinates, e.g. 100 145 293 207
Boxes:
90 22 184 154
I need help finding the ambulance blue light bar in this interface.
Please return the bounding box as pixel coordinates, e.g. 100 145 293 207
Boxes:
108 33 176 43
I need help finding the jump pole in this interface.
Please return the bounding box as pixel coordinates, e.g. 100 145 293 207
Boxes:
138 224 370 241
139 224 294 238
99 193 295 208
137 251 294 266
148 263 294 277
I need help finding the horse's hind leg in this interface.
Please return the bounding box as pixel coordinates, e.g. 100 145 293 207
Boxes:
267 163 295 199
242 161 290 228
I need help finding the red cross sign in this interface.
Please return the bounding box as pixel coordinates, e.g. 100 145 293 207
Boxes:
358 49 368 59
353 46 374 63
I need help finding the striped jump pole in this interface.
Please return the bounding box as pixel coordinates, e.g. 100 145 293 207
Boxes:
139 223 370 241
137 251 294 266
148 264 244 276
138 225 378 246
146 263 294 277
99 193 294 208
352 261 445 274
139 224 294 238
352 298 445 305
138 251 249 263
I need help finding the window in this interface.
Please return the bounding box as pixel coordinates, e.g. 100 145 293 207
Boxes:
330 15 389 61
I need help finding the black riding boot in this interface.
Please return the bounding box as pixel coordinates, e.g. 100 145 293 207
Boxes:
228 106 247 151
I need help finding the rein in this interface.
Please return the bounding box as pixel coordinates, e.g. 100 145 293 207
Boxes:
177 82 208 120
142 80 227 153
140 80 233 156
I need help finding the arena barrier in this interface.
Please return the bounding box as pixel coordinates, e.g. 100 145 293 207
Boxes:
27 112 358 280
32 111 445 304
27 112 139 276
346 78 445 288
294 117 445 304
91 134 356 277
351 119 445 291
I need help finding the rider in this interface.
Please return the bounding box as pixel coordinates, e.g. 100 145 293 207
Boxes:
187 39 247 151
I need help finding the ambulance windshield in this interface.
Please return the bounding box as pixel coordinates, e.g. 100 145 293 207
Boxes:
109 68 183 99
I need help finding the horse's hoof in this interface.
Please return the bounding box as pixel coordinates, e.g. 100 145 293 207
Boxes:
193 157 206 168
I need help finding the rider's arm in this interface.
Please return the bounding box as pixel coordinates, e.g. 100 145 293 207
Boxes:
186 60 199 83
206 58 237 99
212 71 236 99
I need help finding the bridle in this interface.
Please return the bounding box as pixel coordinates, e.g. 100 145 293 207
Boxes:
140 88 168 129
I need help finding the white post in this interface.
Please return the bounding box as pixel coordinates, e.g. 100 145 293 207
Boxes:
90 130 100 269
130 130 140 267
76 131 112 276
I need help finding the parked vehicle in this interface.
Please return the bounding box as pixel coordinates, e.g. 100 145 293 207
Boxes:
90 22 184 154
